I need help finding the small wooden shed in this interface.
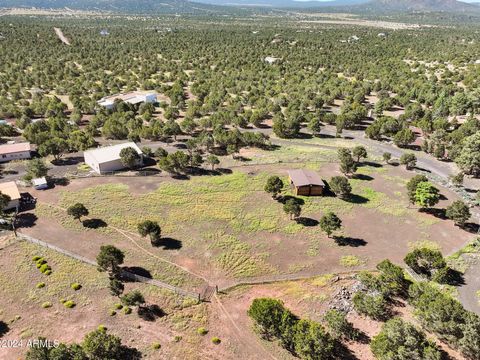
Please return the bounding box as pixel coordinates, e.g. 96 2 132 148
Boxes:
288 169 325 196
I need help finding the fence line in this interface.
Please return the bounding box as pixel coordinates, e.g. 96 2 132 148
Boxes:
16 233 202 301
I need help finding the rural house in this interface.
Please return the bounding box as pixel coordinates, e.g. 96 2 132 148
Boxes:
0 142 31 163
0 181 21 211
97 91 157 110
84 142 143 174
288 169 325 196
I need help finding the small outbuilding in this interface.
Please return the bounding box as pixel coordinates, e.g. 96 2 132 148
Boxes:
0 142 31 163
84 142 143 174
288 169 325 196
32 177 49 190
0 181 21 211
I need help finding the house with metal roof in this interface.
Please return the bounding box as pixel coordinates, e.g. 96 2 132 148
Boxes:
0 142 31 163
97 92 157 110
0 181 21 211
84 142 143 174
288 169 325 196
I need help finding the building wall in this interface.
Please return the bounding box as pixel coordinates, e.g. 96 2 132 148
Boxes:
0 151 31 163
295 185 324 196
84 152 101 174
98 156 144 174
4 199 19 211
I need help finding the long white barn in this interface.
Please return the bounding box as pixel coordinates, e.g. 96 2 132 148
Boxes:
97 92 157 110
84 142 143 174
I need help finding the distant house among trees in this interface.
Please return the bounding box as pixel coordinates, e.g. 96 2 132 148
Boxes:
84 142 143 174
97 92 157 110
0 142 31 163
288 169 325 196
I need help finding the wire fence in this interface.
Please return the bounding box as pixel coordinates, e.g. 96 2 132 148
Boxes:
16 232 202 301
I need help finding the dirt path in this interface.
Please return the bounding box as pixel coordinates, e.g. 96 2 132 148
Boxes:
54 27 71 45
212 293 279 360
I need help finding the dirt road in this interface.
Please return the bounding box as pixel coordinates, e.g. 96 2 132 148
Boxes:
54 27 71 45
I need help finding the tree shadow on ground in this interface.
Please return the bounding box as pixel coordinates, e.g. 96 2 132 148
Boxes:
217 168 233 174
171 173 190 180
138 304 166 322
445 268 465 286
51 156 83 166
2 170 18 175
413 166 431 173
82 218 107 229
16 213 38 228
334 236 367 247
137 168 161 176
461 222 480 234
155 237 182 250
419 208 447 220
314 133 336 139
186 167 221 177
295 217 319 227
0 321 9 337
344 194 369 204
122 266 152 279
333 341 359 360
358 161 383 168
233 156 251 162
464 188 478 194
352 174 374 181
295 132 313 139
142 157 157 167
277 195 305 206
51 177 70 187
120 345 142 360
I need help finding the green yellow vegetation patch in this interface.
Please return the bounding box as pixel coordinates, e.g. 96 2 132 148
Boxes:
207 232 276 278
339 255 364 267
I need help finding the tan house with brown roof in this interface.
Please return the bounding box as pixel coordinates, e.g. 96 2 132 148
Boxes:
0 181 21 211
288 169 325 196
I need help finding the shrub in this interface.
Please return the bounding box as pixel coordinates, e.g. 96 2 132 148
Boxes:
174 335 182 342
97 325 107 332
44 270 52 276
324 309 357 340
114 303 123 310
197 327 208 336
404 248 447 279
152 342 161 350
371 318 442 359
39 264 51 274
64 300 76 308
41 302 52 308
211 337 221 345
32 256 42 261
36 282 46 289
109 310 116 316
60 298 66 304
63 300 76 308
123 306 132 315
70 283 82 291
36 259 46 268
353 292 389 320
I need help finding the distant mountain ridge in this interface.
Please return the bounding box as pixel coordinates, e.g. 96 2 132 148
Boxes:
359 0 480 13
0 0 233 14
1 0 479 14
192 0 367 8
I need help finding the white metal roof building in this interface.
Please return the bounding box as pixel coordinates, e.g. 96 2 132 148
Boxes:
0 142 31 163
84 142 143 174
97 92 157 110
